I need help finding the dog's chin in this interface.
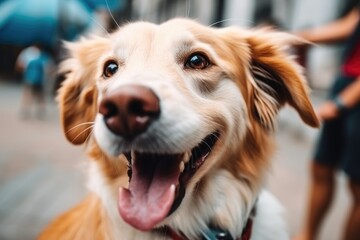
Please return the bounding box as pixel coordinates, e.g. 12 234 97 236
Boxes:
116 132 220 231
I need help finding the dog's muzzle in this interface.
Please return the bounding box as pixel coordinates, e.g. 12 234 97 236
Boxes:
98 84 219 231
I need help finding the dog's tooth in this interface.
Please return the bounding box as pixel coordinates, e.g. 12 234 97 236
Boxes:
179 161 185 172
183 152 191 163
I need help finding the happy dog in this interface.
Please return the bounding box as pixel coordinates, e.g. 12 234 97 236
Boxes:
39 19 319 240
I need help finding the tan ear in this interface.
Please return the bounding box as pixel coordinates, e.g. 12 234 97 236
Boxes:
244 30 319 129
58 37 110 145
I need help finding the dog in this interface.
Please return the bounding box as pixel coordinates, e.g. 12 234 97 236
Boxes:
39 18 319 240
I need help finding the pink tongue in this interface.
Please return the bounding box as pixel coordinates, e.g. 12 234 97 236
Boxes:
118 154 182 231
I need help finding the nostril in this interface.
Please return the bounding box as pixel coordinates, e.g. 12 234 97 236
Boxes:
128 99 146 116
104 102 118 118
99 100 118 119
128 99 160 118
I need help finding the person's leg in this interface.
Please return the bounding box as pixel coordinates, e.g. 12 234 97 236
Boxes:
342 102 360 240
34 84 46 119
343 180 360 240
294 76 348 240
294 162 337 240
19 84 33 119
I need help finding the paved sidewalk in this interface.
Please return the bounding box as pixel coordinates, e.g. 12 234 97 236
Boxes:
0 82 87 239
0 82 349 240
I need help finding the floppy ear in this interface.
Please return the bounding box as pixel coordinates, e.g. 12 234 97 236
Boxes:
222 29 319 129
246 30 319 128
58 37 110 145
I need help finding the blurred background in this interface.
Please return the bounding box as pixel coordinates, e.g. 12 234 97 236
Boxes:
0 0 358 239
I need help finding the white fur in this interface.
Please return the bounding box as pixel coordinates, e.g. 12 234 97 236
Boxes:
251 191 289 240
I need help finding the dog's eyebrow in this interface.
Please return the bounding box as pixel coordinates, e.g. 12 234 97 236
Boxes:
174 38 215 59
176 40 194 53
173 40 196 63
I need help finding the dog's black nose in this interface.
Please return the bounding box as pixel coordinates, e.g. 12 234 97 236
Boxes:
99 85 160 139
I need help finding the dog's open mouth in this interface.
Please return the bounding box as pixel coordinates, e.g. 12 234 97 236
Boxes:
118 132 219 231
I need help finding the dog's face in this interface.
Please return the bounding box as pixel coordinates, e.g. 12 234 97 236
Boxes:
59 19 318 233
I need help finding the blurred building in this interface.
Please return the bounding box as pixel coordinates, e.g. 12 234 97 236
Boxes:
1 0 357 90
127 0 356 90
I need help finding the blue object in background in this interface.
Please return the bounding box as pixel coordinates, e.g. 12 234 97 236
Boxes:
81 0 123 11
0 0 93 47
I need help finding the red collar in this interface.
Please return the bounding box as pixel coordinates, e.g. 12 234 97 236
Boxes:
240 217 254 240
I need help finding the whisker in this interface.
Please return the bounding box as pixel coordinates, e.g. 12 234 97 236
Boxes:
65 122 95 134
208 18 254 27
90 15 111 37
105 0 120 29
201 140 212 152
210 132 220 141
186 0 191 18
71 125 94 143
84 127 94 143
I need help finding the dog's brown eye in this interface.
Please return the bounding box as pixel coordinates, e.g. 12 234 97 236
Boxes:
103 61 118 78
185 53 210 70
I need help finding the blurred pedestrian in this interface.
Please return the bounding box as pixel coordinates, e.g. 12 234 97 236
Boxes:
293 3 360 240
16 45 51 119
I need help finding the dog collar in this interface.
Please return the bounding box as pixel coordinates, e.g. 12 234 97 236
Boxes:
160 216 253 240
202 218 253 240
156 198 257 240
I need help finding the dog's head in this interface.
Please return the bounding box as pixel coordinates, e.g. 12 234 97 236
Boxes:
59 19 318 232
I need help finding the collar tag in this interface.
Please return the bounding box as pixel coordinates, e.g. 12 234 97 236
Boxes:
201 228 234 240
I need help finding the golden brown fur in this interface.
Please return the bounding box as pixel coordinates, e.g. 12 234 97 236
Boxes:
40 19 318 240
39 194 110 240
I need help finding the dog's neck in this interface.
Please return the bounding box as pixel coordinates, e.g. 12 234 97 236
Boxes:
88 160 261 240
164 195 257 240
158 207 255 240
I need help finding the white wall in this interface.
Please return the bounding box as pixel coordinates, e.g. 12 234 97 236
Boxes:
223 0 255 27
290 0 342 89
132 0 215 24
